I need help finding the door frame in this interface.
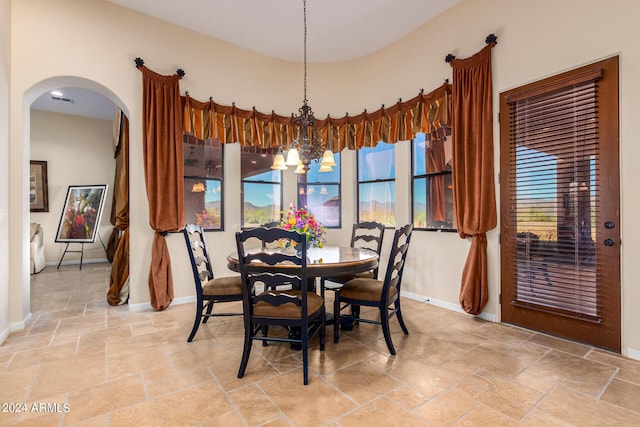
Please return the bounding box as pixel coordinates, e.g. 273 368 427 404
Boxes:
499 56 620 352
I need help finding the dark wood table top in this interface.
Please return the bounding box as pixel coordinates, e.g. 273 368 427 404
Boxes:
226 246 378 278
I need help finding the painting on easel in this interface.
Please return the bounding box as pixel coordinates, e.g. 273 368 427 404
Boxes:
55 185 108 243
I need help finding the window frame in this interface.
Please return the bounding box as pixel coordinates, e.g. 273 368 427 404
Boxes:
356 142 396 228
297 153 342 229
240 147 283 229
183 136 225 232
411 132 456 232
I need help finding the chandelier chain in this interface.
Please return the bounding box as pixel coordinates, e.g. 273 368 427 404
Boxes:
303 0 308 104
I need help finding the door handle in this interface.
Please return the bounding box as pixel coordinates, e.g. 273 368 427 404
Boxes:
604 238 615 246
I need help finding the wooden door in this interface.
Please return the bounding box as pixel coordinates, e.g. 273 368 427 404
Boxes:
499 57 620 352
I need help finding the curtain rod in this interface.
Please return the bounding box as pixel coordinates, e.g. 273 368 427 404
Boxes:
445 33 498 63
134 57 185 78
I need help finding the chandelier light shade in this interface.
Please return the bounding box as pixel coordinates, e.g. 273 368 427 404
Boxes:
191 182 206 192
272 0 334 173
271 152 287 170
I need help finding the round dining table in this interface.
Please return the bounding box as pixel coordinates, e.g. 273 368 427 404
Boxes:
226 245 379 278
227 245 378 347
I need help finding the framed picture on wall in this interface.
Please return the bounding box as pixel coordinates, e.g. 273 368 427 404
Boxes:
55 185 108 243
29 160 49 212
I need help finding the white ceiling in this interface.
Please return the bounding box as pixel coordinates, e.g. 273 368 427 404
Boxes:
31 87 117 121
31 0 460 120
106 0 460 63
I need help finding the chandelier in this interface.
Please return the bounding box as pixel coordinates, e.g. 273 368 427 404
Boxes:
272 0 335 174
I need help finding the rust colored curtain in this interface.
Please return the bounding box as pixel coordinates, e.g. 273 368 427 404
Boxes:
450 42 497 315
182 84 452 151
139 65 185 310
426 139 447 222
106 110 124 263
107 108 130 306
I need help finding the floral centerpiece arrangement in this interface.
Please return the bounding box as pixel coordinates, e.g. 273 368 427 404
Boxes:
280 204 326 248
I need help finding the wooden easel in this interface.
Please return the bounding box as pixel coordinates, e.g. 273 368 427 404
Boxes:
57 232 107 270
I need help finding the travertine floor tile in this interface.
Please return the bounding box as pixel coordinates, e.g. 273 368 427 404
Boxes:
515 350 617 397
454 404 520 426
454 371 543 420
338 396 429 426
0 262 638 426
413 389 478 426
600 378 640 414
536 385 640 426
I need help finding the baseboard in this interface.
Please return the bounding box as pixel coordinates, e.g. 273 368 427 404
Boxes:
9 312 32 333
400 290 496 322
128 295 196 312
627 347 640 361
46 258 109 267
0 324 10 346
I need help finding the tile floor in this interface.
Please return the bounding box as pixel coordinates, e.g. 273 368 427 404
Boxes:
1 263 640 426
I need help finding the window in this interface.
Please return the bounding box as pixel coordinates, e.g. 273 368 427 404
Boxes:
183 136 223 230
357 142 395 226
241 147 282 228
297 153 341 228
411 132 455 231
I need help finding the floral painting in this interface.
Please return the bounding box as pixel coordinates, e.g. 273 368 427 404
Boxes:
55 185 108 243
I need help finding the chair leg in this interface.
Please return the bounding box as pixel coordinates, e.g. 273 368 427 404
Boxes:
302 326 309 385
395 299 409 335
262 325 269 346
201 301 214 323
380 306 396 355
187 299 203 342
237 320 253 379
320 307 326 351
352 304 360 324
333 293 341 343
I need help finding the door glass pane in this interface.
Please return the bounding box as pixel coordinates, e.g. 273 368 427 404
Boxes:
513 98 598 317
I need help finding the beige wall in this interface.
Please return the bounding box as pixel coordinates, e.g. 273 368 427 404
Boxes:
6 0 640 358
29 110 114 265
0 0 11 342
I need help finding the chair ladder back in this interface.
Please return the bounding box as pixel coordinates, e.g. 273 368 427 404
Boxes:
235 227 309 316
235 226 324 385
381 224 414 298
351 221 385 278
184 224 215 294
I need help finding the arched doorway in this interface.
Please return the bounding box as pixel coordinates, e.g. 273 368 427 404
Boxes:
23 76 130 316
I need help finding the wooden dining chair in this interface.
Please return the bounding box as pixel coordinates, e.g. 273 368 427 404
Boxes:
333 223 413 355
321 221 384 291
320 221 385 326
183 224 243 342
235 227 325 385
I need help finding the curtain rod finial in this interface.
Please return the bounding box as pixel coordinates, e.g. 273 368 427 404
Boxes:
445 78 449 84
420 88 424 94
134 57 144 68
445 53 456 63
485 33 498 44
176 68 185 78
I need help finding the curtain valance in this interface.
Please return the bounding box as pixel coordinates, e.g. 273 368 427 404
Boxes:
182 83 452 149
